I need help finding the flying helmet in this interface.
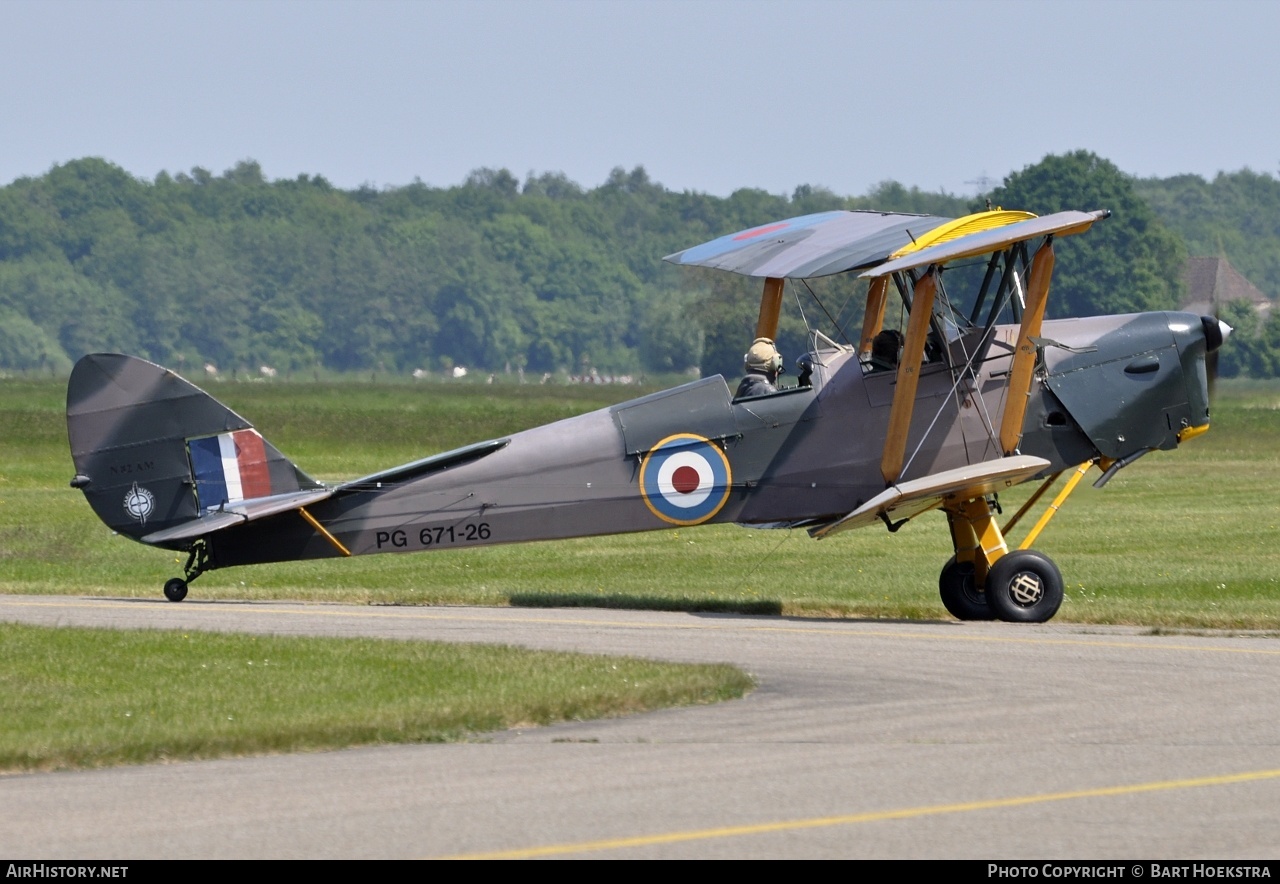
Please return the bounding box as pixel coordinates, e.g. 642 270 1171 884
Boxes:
744 337 783 375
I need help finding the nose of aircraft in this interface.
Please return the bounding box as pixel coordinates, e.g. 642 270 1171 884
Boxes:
1040 311 1228 464
1166 315 1231 448
1164 313 1235 449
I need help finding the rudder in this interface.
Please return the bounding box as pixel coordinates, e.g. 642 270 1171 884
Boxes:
67 353 321 547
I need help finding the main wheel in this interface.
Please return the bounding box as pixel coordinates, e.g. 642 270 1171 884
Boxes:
163 578 188 602
939 556 993 620
984 550 1063 623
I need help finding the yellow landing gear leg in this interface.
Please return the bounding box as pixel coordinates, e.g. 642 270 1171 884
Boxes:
939 497 1009 621
1007 461 1093 551
939 462 1092 623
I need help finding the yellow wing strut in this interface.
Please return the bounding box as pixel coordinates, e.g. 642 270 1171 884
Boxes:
755 277 785 341
881 269 938 485
999 240 1055 455
858 275 890 357
299 506 351 557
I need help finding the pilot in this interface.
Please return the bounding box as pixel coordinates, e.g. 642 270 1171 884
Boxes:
795 353 814 388
736 337 783 397
869 328 904 372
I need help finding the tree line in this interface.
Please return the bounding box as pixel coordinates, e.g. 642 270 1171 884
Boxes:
0 151 1276 379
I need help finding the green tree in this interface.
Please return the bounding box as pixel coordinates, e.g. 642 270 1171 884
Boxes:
0 309 70 372
1136 169 1280 301
1217 300 1280 378
854 181 971 217
988 151 1186 318
638 288 703 375
6 152 1272 377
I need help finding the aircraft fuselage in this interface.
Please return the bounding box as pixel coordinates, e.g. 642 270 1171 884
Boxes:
204 310 1216 571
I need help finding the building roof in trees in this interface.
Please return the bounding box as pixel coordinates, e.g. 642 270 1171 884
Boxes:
1181 256 1272 318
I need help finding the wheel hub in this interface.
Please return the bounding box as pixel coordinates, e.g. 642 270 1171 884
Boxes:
1009 571 1044 606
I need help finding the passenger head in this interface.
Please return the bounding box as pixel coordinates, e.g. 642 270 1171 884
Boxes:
744 337 783 378
872 329 904 367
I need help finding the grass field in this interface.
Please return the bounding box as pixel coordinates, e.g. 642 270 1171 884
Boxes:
3 373 1278 629
0 621 750 772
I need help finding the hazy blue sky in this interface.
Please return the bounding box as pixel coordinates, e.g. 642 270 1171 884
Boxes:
3 0 1276 197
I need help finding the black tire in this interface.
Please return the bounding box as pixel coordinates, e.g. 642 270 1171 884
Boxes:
985 550 1063 623
163 578 188 603
939 556 994 620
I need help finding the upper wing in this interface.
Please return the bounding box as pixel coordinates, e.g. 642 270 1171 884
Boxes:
858 210 1109 278
662 210 952 279
660 208 1091 281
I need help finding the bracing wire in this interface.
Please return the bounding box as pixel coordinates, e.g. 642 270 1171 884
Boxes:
791 280 810 333
799 278 854 345
731 526 798 596
898 268 1018 477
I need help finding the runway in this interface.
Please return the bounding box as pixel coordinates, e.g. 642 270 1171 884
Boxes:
2 595 1278 859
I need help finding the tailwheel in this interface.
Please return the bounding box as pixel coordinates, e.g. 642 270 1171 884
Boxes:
939 556 993 621
984 549 1063 623
162 538 209 602
163 578 188 603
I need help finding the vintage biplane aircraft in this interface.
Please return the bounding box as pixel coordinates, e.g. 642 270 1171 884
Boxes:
67 207 1229 622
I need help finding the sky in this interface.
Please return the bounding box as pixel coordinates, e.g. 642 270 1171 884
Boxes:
2 0 1277 199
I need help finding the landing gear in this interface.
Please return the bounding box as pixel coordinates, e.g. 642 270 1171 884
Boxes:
940 462 1093 624
984 549 1063 623
938 556 993 620
163 578 188 602
162 538 209 602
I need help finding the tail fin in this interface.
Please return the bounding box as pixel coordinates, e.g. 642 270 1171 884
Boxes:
67 354 322 546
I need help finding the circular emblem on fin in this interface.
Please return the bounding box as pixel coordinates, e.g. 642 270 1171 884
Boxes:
638 434 732 526
123 482 155 526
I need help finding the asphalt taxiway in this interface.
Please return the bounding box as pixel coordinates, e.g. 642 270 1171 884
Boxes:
2 595 1278 859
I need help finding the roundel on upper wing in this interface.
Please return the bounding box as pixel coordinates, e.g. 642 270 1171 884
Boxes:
638 433 732 526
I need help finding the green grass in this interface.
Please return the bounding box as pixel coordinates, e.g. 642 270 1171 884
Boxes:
3 375 1280 628
0 621 752 772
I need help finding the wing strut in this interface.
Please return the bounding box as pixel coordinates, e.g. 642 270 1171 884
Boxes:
880 268 938 485
756 277 785 340
298 506 351 557
858 275 890 358
998 239 1055 455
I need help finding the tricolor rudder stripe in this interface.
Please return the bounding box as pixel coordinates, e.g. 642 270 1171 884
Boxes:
638 433 732 526
188 429 273 511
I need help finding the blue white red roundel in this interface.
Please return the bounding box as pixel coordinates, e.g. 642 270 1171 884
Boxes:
638 434 732 526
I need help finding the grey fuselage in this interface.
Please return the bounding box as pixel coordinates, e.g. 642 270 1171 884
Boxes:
202 310 1213 572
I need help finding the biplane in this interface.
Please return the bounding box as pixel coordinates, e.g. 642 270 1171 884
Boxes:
67 207 1229 622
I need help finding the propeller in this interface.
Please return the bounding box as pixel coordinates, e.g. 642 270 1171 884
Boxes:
1201 312 1232 405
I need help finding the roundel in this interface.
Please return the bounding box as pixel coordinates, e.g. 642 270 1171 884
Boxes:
638 433 732 526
